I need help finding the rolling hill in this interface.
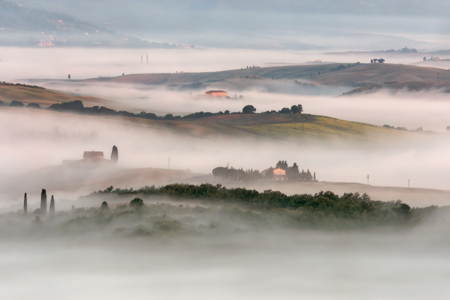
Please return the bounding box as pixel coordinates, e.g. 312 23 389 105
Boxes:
314 64 450 86
0 0 174 48
0 105 413 142
85 63 450 94
0 83 105 106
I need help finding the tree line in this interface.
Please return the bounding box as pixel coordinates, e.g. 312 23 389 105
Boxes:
86 183 440 229
2 100 304 121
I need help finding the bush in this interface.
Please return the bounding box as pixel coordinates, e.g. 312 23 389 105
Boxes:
27 103 41 109
10 100 24 107
130 198 144 208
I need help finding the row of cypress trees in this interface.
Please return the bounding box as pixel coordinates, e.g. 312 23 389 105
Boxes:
23 189 55 215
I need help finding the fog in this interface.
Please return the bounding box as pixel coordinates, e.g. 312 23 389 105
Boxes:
1 196 450 300
3 1 450 299
1 95 450 206
0 47 439 83
5 0 450 50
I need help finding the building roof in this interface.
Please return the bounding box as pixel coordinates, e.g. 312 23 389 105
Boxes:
83 151 104 160
273 168 286 176
205 90 227 93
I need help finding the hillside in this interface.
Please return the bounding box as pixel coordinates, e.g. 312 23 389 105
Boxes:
0 0 174 48
86 63 345 85
180 113 411 141
0 84 105 106
342 81 450 96
0 105 413 141
315 64 450 86
86 63 450 92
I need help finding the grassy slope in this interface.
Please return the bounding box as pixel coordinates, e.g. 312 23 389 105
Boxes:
0 105 410 141
342 81 450 96
86 63 347 85
86 63 450 88
131 113 410 141
315 63 450 86
0 85 105 106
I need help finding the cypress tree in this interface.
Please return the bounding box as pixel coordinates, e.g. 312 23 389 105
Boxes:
24 193 27 216
40 189 47 214
111 145 119 164
50 195 55 215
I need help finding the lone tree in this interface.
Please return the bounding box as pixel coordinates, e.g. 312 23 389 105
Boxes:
68 74 71 80
111 145 119 164
24 193 27 216
50 195 55 215
101 201 109 210
10 100 24 107
40 189 47 214
279 107 291 114
242 105 256 114
291 104 303 114
130 198 144 208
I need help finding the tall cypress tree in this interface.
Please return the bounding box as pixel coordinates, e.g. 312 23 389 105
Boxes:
50 195 55 215
40 189 47 214
111 145 119 164
24 193 27 216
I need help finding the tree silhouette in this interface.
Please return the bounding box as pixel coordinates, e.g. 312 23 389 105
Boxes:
291 104 303 114
101 201 109 210
130 198 144 208
24 193 27 216
50 195 55 215
40 189 47 214
111 145 118 164
242 105 256 114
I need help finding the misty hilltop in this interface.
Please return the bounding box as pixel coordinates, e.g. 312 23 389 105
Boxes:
0 0 175 48
4 0 445 50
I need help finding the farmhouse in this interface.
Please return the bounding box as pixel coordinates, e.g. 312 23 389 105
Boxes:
205 90 227 97
63 145 118 167
273 167 287 181
83 151 104 163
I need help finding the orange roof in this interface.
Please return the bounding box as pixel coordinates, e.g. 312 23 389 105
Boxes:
273 168 286 176
205 90 227 93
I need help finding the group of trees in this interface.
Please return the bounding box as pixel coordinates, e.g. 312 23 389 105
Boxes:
371 58 386 63
1 100 42 108
0 82 44 89
383 124 423 132
212 160 314 183
87 183 431 229
6 99 304 121
243 104 303 114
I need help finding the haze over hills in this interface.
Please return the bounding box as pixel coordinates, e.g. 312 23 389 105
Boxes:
0 0 175 48
5 0 447 50
83 63 450 93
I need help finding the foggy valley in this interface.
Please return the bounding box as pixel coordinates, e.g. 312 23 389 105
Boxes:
2 0 450 299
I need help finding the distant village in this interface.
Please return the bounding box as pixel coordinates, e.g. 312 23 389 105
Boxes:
213 160 317 183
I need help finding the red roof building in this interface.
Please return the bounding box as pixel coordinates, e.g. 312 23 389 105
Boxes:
205 90 227 97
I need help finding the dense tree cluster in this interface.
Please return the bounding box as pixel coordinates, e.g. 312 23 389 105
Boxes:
86 183 437 229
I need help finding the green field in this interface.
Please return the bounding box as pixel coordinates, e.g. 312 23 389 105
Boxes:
129 113 412 141
232 115 408 140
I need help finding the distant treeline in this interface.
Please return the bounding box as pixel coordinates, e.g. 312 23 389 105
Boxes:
87 184 439 228
2 100 304 121
383 124 424 132
0 82 45 89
